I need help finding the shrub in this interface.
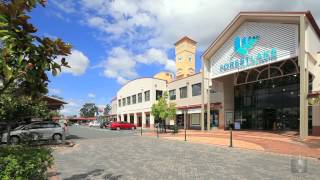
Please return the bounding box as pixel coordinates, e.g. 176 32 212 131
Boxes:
0 145 53 180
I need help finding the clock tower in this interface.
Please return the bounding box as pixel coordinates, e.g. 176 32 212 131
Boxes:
175 36 197 79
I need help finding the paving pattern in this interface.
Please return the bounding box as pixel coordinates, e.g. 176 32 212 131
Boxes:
53 126 320 180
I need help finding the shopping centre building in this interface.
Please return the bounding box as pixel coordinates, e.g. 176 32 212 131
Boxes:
112 11 320 138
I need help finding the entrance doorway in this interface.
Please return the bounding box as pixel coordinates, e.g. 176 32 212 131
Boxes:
137 116 142 127
234 59 300 130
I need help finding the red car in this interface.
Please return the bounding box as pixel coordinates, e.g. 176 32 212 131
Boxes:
109 122 136 130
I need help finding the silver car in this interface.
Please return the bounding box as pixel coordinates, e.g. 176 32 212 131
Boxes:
1 121 64 143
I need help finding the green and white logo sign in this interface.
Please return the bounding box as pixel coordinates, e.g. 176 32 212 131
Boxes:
219 35 278 72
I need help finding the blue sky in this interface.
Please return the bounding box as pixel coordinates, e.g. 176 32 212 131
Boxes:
28 0 320 116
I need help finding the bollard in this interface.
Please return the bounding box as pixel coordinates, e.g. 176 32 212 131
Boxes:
184 128 187 141
229 123 233 147
157 124 159 138
140 125 142 136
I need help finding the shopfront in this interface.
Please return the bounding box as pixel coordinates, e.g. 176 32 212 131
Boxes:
202 12 320 138
234 58 300 130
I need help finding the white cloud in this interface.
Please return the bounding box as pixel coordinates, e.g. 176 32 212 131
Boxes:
102 47 138 84
59 99 81 116
58 49 90 76
71 0 320 50
49 88 61 95
88 93 96 98
52 0 320 83
136 48 176 72
101 47 175 84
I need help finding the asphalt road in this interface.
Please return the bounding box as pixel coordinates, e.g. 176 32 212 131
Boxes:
53 126 320 180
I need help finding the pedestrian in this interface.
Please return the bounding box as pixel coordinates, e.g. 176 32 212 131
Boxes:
63 119 68 134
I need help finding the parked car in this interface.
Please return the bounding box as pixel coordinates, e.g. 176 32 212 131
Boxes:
89 121 100 127
1 121 64 144
109 122 136 130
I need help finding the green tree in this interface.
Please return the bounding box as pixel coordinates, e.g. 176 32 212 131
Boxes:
104 104 112 116
80 103 98 118
0 0 71 98
151 92 176 132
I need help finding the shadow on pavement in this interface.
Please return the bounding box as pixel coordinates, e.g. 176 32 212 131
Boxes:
65 135 85 140
63 169 122 180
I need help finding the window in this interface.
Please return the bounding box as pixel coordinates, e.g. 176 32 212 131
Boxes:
178 57 182 62
41 122 58 128
191 114 200 125
192 83 201 96
144 90 150 101
127 96 131 105
118 99 121 107
138 93 142 103
156 90 163 100
132 95 136 104
169 89 176 100
189 56 192 63
179 86 187 99
122 98 126 106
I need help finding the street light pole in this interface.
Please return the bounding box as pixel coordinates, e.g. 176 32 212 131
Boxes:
229 124 233 147
184 110 187 141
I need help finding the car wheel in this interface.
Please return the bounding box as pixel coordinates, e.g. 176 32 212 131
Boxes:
53 134 62 141
116 127 120 131
10 136 20 144
131 127 135 130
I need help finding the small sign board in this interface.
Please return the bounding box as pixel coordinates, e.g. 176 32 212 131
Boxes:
234 122 241 130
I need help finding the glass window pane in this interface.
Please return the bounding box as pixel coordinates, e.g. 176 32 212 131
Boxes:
144 90 150 101
156 90 163 100
122 98 126 106
192 83 201 96
180 86 187 99
169 90 176 100
138 93 142 103
132 95 136 104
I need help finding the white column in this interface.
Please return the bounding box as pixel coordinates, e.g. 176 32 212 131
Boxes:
150 114 155 128
299 16 308 139
207 88 211 131
121 114 124 122
142 112 146 128
134 113 138 126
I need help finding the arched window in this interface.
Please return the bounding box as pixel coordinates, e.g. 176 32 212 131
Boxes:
236 71 248 84
247 69 259 83
258 68 269 80
281 60 298 75
269 67 282 78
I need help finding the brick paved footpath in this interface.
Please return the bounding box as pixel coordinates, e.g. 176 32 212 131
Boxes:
52 127 320 180
144 129 320 159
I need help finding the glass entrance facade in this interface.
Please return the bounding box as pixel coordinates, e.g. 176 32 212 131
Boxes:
234 59 300 130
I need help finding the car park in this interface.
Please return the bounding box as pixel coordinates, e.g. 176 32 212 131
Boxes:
1 121 64 144
109 122 136 130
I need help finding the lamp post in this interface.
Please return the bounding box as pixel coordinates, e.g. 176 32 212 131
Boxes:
184 109 187 141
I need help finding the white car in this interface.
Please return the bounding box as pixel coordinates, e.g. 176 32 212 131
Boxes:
89 121 100 127
1 121 64 144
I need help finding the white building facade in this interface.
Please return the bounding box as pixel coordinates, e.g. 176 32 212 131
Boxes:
201 11 320 138
116 78 167 128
